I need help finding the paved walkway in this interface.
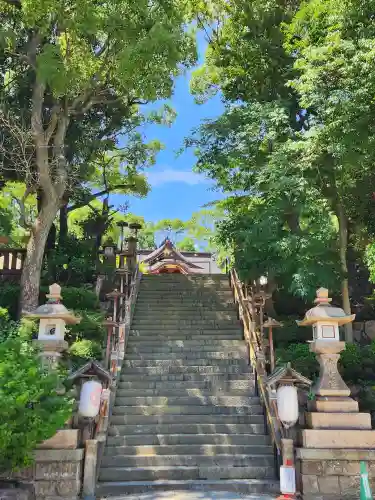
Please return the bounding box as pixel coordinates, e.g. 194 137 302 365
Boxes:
107 492 277 500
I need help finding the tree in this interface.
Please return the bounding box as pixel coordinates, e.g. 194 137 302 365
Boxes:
0 336 72 473
0 0 197 311
189 0 375 341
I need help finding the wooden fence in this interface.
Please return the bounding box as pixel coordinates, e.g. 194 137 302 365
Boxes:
0 248 26 282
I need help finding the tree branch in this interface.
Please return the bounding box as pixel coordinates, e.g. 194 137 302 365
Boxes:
44 104 61 143
1 0 21 9
11 186 34 230
67 183 136 213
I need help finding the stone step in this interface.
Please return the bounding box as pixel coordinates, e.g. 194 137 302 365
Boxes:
134 311 237 320
140 282 233 293
108 423 265 436
115 388 255 397
122 359 248 368
106 433 270 447
120 366 250 375
98 465 275 482
101 454 274 468
110 414 264 426
136 300 235 307
128 338 243 346
131 320 241 328
129 331 242 338
126 340 246 351
96 478 279 496
119 373 253 382
103 443 273 456
124 350 246 360
114 396 259 407
116 380 255 391
111 405 263 416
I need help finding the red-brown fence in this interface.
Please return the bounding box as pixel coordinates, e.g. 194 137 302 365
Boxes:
0 248 26 282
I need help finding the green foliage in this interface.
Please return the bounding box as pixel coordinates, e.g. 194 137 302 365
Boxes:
0 336 72 473
69 339 102 368
68 310 105 345
40 286 99 312
273 319 311 348
276 343 319 380
176 237 196 252
42 236 97 287
0 284 20 320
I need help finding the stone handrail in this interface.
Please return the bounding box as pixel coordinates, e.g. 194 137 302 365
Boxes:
229 268 283 456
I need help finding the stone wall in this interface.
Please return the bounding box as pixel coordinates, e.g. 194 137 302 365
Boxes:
0 450 84 500
297 448 375 499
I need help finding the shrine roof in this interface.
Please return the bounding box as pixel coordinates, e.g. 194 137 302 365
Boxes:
143 238 202 269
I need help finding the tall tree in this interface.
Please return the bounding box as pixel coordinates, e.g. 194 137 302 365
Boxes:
0 0 197 311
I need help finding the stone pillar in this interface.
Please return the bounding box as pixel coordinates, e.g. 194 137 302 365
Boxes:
310 340 350 398
126 236 137 273
82 440 97 500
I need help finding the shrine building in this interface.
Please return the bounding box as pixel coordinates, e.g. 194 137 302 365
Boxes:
137 238 222 275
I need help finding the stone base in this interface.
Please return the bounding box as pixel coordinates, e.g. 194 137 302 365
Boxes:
0 450 84 500
302 429 375 448
307 397 359 413
297 448 375 499
37 430 79 450
306 411 371 429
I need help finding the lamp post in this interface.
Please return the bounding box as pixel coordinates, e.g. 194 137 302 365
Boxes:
263 317 283 372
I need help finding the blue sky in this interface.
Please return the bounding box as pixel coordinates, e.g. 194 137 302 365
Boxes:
112 32 224 223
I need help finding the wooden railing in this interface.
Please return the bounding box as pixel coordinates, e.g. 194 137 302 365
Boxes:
229 268 283 459
94 263 142 478
0 248 26 280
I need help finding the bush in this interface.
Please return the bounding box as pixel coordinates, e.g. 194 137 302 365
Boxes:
0 284 20 320
69 339 102 368
273 318 312 348
40 286 100 311
67 310 105 345
276 343 319 380
42 236 96 287
0 336 72 473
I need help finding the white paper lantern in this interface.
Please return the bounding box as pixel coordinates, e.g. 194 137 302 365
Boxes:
277 385 299 429
79 380 102 418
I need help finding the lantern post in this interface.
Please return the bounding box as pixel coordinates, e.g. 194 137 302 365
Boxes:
26 283 80 371
263 317 283 372
267 364 312 500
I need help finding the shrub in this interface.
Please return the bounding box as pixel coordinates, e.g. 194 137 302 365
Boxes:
0 284 20 320
69 339 103 369
276 343 319 380
273 318 311 348
67 310 105 345
40 286 100 311
0 336 72 473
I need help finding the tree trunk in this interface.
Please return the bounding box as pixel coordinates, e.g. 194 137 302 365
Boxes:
337 201 353 343
59 205 68 246
19 199 60 313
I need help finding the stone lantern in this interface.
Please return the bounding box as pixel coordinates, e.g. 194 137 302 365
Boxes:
297 287 375 447
26 283 80 369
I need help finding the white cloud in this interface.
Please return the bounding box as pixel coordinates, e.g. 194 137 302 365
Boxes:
147 169 209 187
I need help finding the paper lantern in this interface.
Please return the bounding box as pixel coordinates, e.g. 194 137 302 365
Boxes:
277 384 299 429
78 380 102 418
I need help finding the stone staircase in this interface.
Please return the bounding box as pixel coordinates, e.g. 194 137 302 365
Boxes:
97 274 278 497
